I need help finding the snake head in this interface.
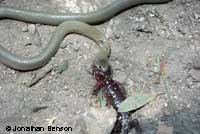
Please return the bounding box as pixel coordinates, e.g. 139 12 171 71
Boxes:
92 42 112 81
94 41 111 70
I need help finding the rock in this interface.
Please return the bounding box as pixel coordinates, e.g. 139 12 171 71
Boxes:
192 55 200 69
157 122 173 134
21 25 28 32
135 23 152 33
114 33 121 40
83 107 116 134
190 69 200 81
28 24 36 34
69 42 80 52
57 60 69 74
60 43 67 49
193 13 200 20
74 117 87 134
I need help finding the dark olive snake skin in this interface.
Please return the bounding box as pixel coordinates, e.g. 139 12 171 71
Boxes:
0 0 172 70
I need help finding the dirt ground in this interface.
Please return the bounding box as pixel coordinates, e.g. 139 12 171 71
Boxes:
0 0 200 134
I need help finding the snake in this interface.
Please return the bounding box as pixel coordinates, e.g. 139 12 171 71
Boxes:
0 0 173 70
0 0 172 25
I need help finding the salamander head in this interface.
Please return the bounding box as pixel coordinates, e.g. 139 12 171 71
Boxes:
92 59 112 82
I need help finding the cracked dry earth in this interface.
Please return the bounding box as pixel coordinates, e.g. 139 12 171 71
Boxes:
0 0 200 134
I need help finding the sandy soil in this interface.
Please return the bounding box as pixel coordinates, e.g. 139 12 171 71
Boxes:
0 0 200 134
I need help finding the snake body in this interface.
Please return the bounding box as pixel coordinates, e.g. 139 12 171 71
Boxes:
0 0 173 70
0 0 172 25
0 21 103 70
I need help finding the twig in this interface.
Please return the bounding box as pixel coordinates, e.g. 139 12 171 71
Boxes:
32 106 48 113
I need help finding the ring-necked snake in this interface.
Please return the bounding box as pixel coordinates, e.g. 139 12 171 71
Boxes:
0 0 172 71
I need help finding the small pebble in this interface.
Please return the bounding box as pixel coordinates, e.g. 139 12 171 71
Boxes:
114 33 121 40
186 104 191 108
57 60 69 74
190 69 200 81
28 24 36 34
63 86 69 90
185 3 190 7
83 107 116 134
139 16 145 22
157 122 173 134
83 42 91 49
193 13 200 20
22 115 26 118
69 42 80 52
126 79 134 87
60 43 67 49
164 103 168 107
21 25 28 32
